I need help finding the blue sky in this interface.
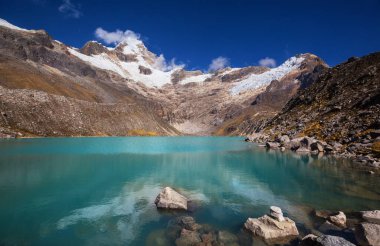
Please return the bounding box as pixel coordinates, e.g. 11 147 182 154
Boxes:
1 0 380 70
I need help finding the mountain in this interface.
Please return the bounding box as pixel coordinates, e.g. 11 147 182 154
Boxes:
0 18 326 137
214 54 328 135
259 52 380 162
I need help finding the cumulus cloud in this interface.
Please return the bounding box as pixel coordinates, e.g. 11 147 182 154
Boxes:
58 0 82 18
95 27 140 45
154 54 184 72
258 57 277 68
208 56 229 72
94 27 183 72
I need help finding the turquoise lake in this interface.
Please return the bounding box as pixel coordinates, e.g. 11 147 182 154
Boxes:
0 136 379 245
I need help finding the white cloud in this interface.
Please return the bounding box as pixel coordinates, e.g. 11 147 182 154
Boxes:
94 27 184 72
258 57 277 68
95 27 140 45
208 56 229 72
58 0 82 18
153 54 184 72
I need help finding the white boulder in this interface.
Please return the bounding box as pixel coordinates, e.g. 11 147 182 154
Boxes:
154 187 188 210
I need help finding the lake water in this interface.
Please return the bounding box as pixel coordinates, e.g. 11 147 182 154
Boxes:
0 136 379 245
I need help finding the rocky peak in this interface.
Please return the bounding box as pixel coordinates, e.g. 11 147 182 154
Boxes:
80 41 109 56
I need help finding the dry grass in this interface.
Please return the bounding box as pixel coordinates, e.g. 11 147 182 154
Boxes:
372 142 380 156
0 59 99 102
127 129 159 136
303 122 322 139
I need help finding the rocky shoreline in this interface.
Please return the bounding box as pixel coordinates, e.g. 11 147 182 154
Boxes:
152 187 379 246
245 133 380 172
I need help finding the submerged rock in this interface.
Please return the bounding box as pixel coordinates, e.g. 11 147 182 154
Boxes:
146 229 171 246
177 216 201 231
175 228 201 246
154 187 188 210
355 222 380 246
244 213 299 242
217 230 239 245
300 234 355 246
314 210 333 219
361 210 380 224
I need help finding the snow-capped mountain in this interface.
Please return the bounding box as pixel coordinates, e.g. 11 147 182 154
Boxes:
230 56 306 95
68 39 185 88
0 18 328 136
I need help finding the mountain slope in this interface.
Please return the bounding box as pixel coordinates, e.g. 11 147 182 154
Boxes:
0 19 179 136
0 18 328 137
262 52 380 159
214 54 328 135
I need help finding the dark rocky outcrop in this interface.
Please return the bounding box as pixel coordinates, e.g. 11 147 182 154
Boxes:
261 52 380 165
138 65 152 75
80 41 109 55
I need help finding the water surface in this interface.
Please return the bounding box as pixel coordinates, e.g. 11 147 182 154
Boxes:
0 137 379 245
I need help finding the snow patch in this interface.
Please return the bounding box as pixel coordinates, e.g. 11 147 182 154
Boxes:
0 18 32 32
120 61 176 87
230 56 305 95
68 47 181 87
179 74 212 84
68 47 127 77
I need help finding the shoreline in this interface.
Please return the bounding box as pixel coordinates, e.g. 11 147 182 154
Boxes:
245 133 380 173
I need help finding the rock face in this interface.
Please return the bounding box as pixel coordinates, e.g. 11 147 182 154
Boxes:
244 213 299 242
154 187 188 210
300 234 355 246
138 65 152 75
355 222 380 246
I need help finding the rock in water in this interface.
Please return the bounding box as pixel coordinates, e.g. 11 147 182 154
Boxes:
361 210 380 224
175 229 201 246
244 214 299 242
266 142 280 149
300 234 355 246
154 187 188 210
355 222 380 246
296 147 311 153
270 206 285 222
310 141 324 152
328 211 347 228
217 231 238 245
314 210 333 219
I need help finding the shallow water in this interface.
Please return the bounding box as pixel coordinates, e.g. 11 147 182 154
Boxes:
0 136 379 245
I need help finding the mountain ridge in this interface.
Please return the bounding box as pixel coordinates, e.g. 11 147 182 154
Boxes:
0 18 328 137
